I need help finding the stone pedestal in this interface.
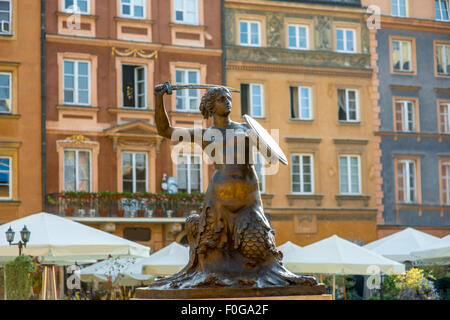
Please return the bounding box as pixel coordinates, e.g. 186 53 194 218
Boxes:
135 284 327 300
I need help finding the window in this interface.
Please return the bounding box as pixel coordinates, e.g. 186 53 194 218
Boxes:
175 69 199 111
392 0 408 17
0 72 11 113
253 152 265 193
120 0 145 19
435 0 450 21
122 65 147 108
397 159 416 203
336 28 356 53
0 0 11 34
291 154 314 194
338 89 359 122
63 60 90 105
436 43 450 75
63 0 89 14
339 155 361 195
64 150 91 192
239 21 260 47
177 154 201 193
290 86 312 120
440 103 450 133
392 39 412 72
174 0 198 25
122 152 147 193
240 83 264 118
395 100 416 132
288 24 308 50
0 157 11 199
442 162 450 205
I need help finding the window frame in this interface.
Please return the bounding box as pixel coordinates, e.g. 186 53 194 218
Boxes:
0 0 11 35
391 0 408 17
291 153 314 195
176 153 202 193
435 0 450 21
338 155 362 195
174 68 200 112
121 64 148 109
435 42 450 77
173 0 198 25
389 36 417 75
249 83 264 118
335 28 356 53
338 88 360 123
0 156 12 200
120 0 146 19
121 151 148 193
239 20 261 47
394 100 416 132
396 159 417 204
63 149 92 192
62 0 90 14
0 72 12 114
440 159 450 205
63 59 91 106
287 24 309 50
439 102 450 134
290 86 312 120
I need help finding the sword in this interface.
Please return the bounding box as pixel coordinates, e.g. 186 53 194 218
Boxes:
163 81 240 94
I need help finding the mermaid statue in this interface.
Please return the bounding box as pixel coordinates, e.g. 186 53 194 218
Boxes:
137 83 324 298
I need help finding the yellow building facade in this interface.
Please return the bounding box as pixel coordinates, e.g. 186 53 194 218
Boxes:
225 0 380 246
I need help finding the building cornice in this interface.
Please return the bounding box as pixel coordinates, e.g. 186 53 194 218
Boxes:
45 34 223 56
225 0 366 17
380 15 450 34
227 60 373 78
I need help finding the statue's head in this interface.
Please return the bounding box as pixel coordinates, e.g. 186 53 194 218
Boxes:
199 87 232 119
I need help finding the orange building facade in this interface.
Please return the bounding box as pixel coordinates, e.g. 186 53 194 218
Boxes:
44 0 222 251
0 0 42 222
224 0 380 246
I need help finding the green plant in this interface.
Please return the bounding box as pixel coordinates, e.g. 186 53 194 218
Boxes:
96 191 112 208
384 268 440 300
5 255 34 300
0 267 4 289
29 256 42 290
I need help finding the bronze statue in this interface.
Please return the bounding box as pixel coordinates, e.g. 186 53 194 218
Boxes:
136 83 325 299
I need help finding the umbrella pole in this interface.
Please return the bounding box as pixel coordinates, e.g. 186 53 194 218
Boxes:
42 266 48 300
52 266 58 300
332 274 335 300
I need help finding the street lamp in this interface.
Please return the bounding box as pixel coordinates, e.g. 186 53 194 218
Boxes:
5 225 31 255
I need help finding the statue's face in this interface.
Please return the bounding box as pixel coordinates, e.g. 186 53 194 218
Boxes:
213 89 232 117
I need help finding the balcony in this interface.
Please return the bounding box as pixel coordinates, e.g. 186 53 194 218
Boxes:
45 192 204 222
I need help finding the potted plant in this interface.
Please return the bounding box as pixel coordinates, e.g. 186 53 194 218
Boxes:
96 191 111 217
62 192 76 217
176 193 187 217
114 192 126 217
154 193 167 217
134 193 147 218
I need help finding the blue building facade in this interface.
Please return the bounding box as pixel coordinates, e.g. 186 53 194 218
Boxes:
376 23 450 235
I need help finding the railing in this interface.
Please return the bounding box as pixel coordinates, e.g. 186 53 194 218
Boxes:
45 192 204 218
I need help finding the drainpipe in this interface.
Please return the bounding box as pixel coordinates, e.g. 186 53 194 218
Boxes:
221 0 226 85
41 0 46 211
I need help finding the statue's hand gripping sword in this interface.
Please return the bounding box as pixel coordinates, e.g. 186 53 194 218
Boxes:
162 81 240 95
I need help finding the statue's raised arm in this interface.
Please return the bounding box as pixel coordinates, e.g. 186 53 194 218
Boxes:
154 82 198 141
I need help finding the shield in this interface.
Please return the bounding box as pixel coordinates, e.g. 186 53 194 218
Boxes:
244 114 288 165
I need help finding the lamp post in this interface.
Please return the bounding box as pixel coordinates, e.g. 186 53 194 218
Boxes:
5 225 31 255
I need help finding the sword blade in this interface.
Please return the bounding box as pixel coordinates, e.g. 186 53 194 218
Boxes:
171 84 240 93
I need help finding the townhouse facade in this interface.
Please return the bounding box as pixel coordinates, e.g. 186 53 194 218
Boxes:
44 0 222 251
0 0 42 222
361 0 450 238
224 0 380 246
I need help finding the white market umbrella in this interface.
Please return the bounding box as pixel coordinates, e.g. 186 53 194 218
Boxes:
138 242 189 276
277 241 303 270
80 257 154 286
410 235 450 265
286 235 405 299
0 212 150 264
363 228 439 263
